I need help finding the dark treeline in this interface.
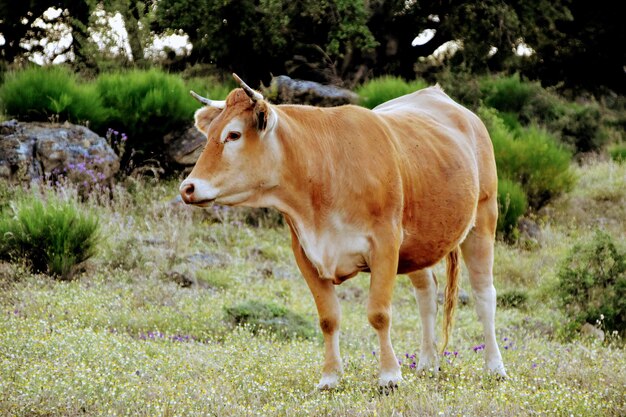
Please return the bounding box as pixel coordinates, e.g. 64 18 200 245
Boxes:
0 0 623 94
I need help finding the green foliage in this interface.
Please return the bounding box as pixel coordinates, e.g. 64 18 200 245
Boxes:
0 193 99 280
556 230 626 335
552 101 609 153
195 269 231 290
0 66 106 128
481 107 574 209
185 76 233 101
481 74 536 115
608 143 626 163
497 179 527 240
470 74 609 152
96 69 198 156
224 300 315 340
497 289 529 309
356 76 428 109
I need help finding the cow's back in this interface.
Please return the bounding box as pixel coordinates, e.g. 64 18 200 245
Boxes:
374 87 497 271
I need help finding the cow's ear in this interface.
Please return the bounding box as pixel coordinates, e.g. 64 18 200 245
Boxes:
254 100 277 135
194 106 223 135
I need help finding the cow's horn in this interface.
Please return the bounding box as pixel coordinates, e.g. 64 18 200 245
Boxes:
189 91 226 109
233 73 263 102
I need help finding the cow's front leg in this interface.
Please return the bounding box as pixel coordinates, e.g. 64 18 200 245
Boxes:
368 237 402 388
289 228 342 389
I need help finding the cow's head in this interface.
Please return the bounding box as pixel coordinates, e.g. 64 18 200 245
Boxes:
180 74 280 207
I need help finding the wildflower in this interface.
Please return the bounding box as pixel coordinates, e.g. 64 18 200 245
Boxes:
472 343 485 352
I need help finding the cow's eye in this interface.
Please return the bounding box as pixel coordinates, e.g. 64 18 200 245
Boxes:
226 131 241 142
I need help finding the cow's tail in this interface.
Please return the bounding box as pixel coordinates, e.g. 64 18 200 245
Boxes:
441 246 461 354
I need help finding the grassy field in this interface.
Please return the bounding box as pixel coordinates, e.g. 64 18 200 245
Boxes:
1 159 625 416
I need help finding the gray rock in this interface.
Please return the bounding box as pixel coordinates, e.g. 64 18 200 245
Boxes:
0 120 119 185
265 75 358 107
580 322 605 341
163 125 205 168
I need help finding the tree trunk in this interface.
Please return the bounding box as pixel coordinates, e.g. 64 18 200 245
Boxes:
122 1 145 65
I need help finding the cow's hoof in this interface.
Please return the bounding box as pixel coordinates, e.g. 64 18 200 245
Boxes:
416 358 439 376
316 373 340 390
486 362 507 379
378 370 402 393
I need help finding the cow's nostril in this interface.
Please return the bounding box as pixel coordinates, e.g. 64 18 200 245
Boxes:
181 183 195 202
183 183 194 196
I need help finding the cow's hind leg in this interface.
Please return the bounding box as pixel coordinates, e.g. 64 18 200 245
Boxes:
460 198 506 377
408 269 439 373
289 227 342 389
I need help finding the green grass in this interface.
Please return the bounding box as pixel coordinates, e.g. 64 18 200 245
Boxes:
1 160 625 415
356 76 428 109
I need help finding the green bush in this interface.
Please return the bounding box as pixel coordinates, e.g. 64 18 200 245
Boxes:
497 288 529 309
556 230 626 335
608 143 626 162
554 102 608 153
481 107 574 209
0 193 99 280
481 74 536 115
224 300 315 340
0 66 107 128
357 76 428 109
96 69 199 158
497 178 527 240
477 74 609 153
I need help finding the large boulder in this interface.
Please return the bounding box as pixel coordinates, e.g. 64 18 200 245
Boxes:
164 125 205 169
0 120 119 185
265 75 358 107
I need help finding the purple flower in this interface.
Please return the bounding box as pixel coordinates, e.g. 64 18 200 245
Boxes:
409 362 416 369
472 343 485 352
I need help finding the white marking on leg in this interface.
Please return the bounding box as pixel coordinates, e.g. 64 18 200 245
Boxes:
472 282 507 377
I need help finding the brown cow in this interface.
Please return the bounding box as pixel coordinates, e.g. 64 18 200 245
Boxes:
180 74 507 389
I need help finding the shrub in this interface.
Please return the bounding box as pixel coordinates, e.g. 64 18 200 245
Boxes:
553 102 608 153
0 66 107 128
95 69 199 159
481 107 574 209
477 74 609 153
224 300 315 340
357 76 428 109
0 193 99 279
556 230 626 336
481 74 536 115
497 178 527 240
497 289 529 309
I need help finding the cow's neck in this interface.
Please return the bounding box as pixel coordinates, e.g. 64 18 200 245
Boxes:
268 108 338 231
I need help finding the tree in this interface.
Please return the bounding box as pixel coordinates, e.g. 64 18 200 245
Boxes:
522 0 625 94
0 0 53 63
153 0 376 86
